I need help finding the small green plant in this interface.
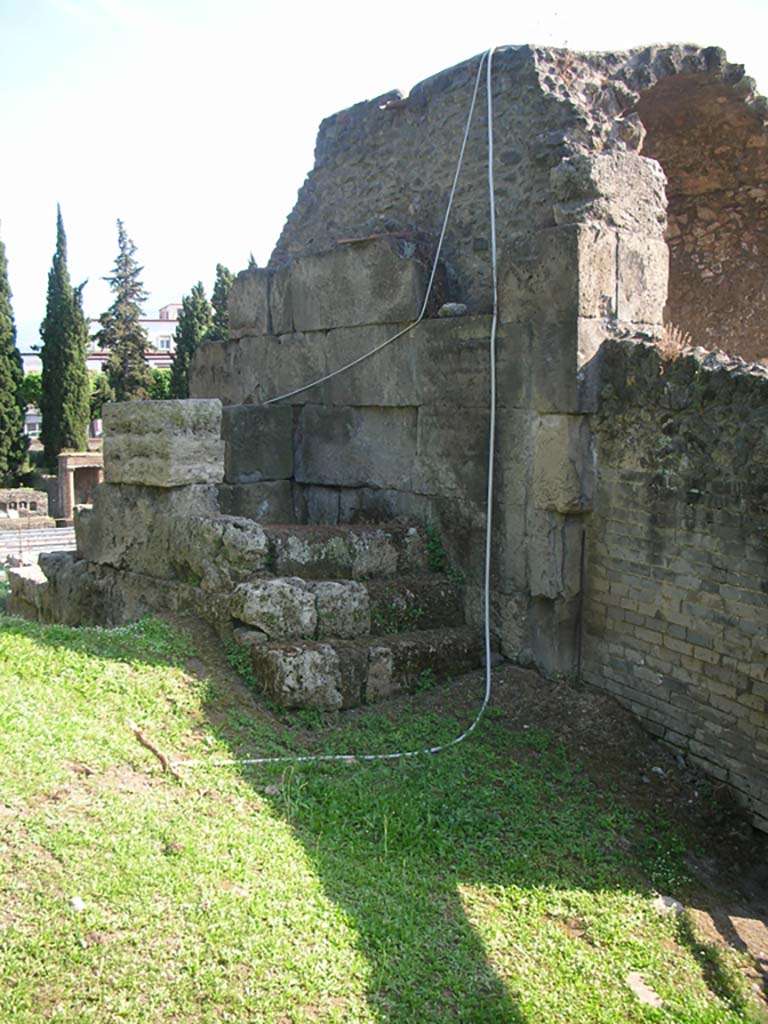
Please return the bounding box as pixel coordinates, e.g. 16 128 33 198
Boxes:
415 667 437 692
224 638 260 689
371 601 424 635
425 523 448 574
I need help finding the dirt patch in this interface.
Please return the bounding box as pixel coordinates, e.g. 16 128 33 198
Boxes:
411 664 768 1009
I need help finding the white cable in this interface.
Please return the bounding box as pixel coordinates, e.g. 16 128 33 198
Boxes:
263 50 488 407
174 47 498 771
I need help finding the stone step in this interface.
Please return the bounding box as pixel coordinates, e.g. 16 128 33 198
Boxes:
262 522 428 580
230 573 464 642
367 575 464 633
241 626 483 709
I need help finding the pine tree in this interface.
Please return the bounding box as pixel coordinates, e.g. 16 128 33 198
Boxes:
39 206 90 463
98 220 151 401
169 283 213 399
208 263 234 342
0 232 27 483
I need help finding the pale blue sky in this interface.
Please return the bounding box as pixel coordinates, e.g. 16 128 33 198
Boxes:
1 0 766 352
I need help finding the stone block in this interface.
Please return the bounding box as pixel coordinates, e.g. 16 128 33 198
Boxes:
7 564 50 621
233 579 317 640
75 482 219 579
228 267 271 339
295 405 417 490
250 643 345 709
103 399 225 487
551 153 668 236
530 319 608 414
413 406 489 503
531 414 593 513
290 238 427 332
222 404 294 483
217 481 295 523
294 485 341 525
527 511 584 600
318 317 492 409
500 225 617 324
266 523 427 580
530 595 583 678
495 323 531 410
269 264 293 335
616 234 669 323
169 515 270 591
309 581 371 639
338 486 434 527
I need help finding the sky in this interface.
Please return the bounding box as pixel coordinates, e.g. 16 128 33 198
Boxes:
1 0 766 355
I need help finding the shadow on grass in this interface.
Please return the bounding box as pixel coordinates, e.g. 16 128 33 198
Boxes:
202 687 656 1022
4 612 760 1022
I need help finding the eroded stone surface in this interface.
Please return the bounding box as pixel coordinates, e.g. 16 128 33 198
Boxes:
309 580 370 639
170 515 270 590
103 400 225 487
233 578 317 640
249 644 344 709
222 404 293 483
289 238 427 332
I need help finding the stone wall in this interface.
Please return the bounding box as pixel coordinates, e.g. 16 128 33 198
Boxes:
270 44 768 361
0 487 48 518
193 202 668 680
191 246 496 637
637 72 768 361
582 340 768 830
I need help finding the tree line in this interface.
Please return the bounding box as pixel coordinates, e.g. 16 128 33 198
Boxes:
0 208 235 481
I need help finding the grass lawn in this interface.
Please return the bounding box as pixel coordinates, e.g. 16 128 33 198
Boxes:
0 610 764 1023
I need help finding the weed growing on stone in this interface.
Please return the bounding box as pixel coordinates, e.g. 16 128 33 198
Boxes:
371 601 424 635
425 522 448 573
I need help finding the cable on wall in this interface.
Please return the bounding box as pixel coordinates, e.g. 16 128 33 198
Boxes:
173 46 499 772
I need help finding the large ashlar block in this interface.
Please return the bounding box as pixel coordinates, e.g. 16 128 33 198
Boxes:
222 404 294 483
228 267 271 339
616 234 669 323
295 405 417 490
531 414 593 513
530 595 582 678
289 238 428 332
551 152 668 236
103 399 225 487
218 480 295 523
500 225 617 324
530 318 608 414
75 483 219 579
527 510 584 600
269 264 294 336
413 405 489 504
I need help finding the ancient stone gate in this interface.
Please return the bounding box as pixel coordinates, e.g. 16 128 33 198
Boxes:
9 43 768 832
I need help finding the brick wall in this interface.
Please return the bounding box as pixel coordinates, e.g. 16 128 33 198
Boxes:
583 340 768 831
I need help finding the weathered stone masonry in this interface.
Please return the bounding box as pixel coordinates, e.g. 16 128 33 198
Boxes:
583 342 768 832
9 42 768 830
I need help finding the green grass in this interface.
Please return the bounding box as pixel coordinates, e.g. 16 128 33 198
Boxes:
0 613 764 1023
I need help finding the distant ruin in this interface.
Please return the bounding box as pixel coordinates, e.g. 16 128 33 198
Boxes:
9 44 768 833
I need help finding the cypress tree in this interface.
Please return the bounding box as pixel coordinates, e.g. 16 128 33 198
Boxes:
169 283 212 399
208 263 234 342
98 220 151 401
0 232 27 483
39 206 90 463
